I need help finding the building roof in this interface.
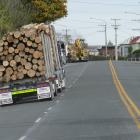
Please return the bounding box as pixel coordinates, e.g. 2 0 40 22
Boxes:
120 36 140 45
129 36 140 44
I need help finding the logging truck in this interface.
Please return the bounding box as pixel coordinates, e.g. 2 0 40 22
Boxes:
0 23 65 105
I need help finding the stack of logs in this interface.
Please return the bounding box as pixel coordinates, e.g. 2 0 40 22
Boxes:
0 23 49 82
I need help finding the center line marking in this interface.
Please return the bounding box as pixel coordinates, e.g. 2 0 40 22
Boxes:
61 94 64 97
48 107 52 111
109 60 140 130
35 117 42 123
19 136 26 140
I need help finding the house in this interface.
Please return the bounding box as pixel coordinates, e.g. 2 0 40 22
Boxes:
99 45 115 57
119 36 140 57
87 45 100 56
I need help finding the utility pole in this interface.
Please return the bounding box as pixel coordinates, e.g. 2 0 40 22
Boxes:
99 24 108 57
111 19 120 61
65 28 68 45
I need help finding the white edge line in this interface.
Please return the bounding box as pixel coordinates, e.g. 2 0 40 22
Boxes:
35 117 42 123
48 107 52 111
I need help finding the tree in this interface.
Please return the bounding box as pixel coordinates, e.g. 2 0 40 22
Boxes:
128 46 133 55
0 4 12 37
0 0 32 36
0 0 67 36
30 0 67 23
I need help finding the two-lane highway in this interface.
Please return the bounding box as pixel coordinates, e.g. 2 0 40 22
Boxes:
0 61 140 140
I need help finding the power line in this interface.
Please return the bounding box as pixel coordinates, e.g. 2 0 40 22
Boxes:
69 1 139 7
111 19 120 61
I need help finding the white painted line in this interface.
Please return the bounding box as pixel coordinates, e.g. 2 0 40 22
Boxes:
61 94 64 97
18 136 26 140
48 107 52 111
56 100 60 104
44 112 48 114
35 117 42 123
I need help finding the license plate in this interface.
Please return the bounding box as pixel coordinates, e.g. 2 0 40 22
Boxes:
0 92 13 105
37 87 51 100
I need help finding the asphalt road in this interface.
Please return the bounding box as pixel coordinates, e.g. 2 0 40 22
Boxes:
0 61 140 140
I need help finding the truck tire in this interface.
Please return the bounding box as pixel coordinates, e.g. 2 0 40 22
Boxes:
54 85 58 96
58 87 62 93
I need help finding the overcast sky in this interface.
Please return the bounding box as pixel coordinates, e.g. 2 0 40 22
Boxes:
53 0 140 45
